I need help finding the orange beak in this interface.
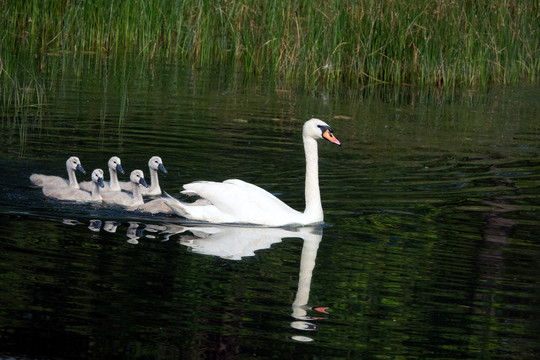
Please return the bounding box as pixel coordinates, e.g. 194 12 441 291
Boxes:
322 129 341 146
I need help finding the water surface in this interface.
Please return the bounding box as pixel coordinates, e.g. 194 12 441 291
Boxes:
1 59 539 359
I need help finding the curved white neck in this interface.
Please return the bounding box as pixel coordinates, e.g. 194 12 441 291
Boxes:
131 182 144 203
109 168 120 190
67 166 79 189
91 182 103 201
149 168 161 192
303 136 323 222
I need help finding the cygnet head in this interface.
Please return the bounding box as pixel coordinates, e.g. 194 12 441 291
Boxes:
67 156 86 174
149 156 167 174
130 170 149 188
303 118 341 145
92 169 105 188
108 156 125 174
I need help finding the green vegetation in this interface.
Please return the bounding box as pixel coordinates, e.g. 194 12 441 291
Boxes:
1 0 538 109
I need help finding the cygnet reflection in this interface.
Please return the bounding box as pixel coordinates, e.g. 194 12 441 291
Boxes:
62 219 329 342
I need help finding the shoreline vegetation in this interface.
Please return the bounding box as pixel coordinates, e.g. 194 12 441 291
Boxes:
1 0 539 114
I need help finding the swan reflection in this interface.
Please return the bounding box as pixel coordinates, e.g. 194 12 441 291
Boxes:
174 224 327 341
103 221 121 233
178 226 301 260
126 222 146 244
88 219 102 232
64 219 328 341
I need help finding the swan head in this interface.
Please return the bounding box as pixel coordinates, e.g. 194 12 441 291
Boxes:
149 156 167 174
303 119 341 146
66 156 86 174
130 169 150 188
108 156 125 174
92 168 105 188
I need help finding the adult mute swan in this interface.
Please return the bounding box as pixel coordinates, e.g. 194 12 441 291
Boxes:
30 156 86 189
102 170 149 207
121 156 167 195
42 168 105 202
165 118 341 226
80 156 124 192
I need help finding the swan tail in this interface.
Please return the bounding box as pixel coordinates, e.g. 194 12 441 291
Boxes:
163 196 191 218
29 174 44 187
163 193 224 222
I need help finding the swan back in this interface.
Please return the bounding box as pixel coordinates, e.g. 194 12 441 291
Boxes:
30 156 86 189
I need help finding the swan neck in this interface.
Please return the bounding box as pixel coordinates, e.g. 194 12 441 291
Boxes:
131 182 143 202
149 168 160 191
109 168 119 189
67 166 79 189
91 182 103 201
303 136 322 221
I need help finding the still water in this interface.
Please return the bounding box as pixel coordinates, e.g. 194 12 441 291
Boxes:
1 58 539 359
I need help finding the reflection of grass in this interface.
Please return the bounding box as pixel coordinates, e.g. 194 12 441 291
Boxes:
1 0 537 92
0 65 46 125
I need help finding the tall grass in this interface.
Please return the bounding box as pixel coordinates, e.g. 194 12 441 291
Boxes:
1 0 538 96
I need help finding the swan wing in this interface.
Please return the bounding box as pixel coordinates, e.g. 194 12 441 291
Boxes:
79 181 92 191
30 174 69 188
168 119 340 226
119 181 132 192
42 186 92 202
102 191 138 207
181 179 302 225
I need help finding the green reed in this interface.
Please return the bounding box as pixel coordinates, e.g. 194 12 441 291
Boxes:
1 0 538 98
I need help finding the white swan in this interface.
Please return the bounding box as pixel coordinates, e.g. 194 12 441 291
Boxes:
42 168 105 202
80 156 124 192
30 156 86 189
102 170 149 207
121 156 167 195
165 118 341 226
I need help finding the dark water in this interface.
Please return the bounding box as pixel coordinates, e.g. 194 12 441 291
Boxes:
1 58 539 359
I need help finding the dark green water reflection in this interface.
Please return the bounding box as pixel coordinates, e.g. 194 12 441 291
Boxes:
0 59 539 358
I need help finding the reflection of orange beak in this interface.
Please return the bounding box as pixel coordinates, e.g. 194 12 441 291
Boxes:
322 129 341 146
312 306 330 314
